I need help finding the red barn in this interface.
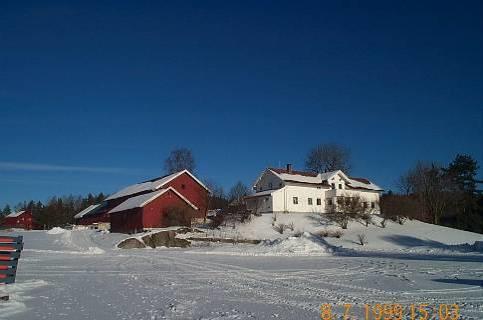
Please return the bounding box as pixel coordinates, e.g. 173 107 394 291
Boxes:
1 210 33 230
109 187 199 233
74 170 210 233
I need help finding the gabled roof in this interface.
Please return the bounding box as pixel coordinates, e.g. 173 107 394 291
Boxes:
106 169 209 201
268 167 318 177
255 167 382 191
74 204 101 219
268 168 328 185
108 187 198 214
6 210 26 218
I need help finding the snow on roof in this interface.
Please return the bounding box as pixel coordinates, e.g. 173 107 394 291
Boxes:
74 204 101 219
268 168 329 185
108 187 198 214
105 170 210 201
6 210 26 218
245 189 281 198
346 178 382 191
263 168 382 191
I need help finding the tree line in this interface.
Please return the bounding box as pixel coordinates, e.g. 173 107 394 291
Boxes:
1 146 482 234
382 154 483 233
0 193 106 229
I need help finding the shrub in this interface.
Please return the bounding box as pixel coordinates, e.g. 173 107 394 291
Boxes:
287 221 295 231
381 219 387 228
293 230 304 237
333 230 343 238
356 233 367 246
360 213 372 227
326 212 349 229
316 229 343 238
274 223 286 234
397 216 406 225
164 206 193 227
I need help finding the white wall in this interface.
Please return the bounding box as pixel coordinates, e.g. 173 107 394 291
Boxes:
272 185 326 213
255 170 284 192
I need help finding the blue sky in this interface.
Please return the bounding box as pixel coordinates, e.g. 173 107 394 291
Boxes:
1 1 482 208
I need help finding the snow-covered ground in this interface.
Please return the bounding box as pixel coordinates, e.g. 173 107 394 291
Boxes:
1 215 482 319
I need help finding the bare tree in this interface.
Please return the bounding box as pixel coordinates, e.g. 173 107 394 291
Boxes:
203 179 228 210
164 148 196 174
396 172 413 195
409 162 450 225
228 181 250 203
305 143 351 173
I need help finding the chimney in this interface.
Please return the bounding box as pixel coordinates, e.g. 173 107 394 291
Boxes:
286 163 292 173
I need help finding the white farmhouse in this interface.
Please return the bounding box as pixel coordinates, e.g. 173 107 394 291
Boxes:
245 164 383 214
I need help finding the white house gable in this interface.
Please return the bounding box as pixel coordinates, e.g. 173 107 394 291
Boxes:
254 169 284 192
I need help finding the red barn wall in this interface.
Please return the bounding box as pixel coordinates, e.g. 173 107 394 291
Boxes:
110 190 198 233
2 211 33 230
164 172 208 218
110 209 144 234
142 189 198 228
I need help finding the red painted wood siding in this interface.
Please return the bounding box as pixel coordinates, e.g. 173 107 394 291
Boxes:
164 172 208 219
110 209 144 234
142 189 198 228
1 211 33 230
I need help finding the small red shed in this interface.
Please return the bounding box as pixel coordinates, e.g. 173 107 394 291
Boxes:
1 210 33 230
109 187 199 233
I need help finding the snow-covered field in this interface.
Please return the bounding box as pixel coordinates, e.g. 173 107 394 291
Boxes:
1 215 482 319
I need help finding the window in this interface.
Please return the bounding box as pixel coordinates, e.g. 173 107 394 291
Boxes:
337 197 343 204
371 202 375 209
338 184 342 189
331 183 336 189
308 198 313 205
269 182 273 189
316 198 321 205
327 199 333 206
293 197 298 205
363 202 368 209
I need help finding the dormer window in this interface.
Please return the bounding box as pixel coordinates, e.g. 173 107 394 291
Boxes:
338 184 342 189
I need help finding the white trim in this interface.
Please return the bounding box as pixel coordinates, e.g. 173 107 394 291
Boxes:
74 204 101 219
166 187 199 210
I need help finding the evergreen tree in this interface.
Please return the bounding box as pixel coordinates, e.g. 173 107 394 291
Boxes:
443 154 481 233
2 204 12 216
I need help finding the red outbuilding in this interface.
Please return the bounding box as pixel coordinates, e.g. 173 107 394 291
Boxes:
74 170 210 233
109 187 199 233
1 210 33 230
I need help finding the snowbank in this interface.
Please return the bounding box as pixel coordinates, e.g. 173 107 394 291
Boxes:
190 232 333 256
46 227 66 235
256 232 333 256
